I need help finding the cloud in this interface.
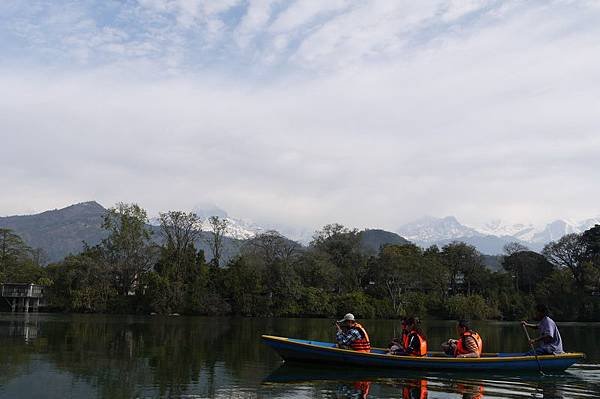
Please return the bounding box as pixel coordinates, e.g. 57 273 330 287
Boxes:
1 0 600 231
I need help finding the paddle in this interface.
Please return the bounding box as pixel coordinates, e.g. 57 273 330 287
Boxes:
522 323 545 376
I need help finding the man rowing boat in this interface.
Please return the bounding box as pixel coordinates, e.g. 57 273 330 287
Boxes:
522 304 564 355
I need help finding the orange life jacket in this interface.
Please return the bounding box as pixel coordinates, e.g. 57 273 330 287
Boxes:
353 381 371 399
402 379 428 399
409 330 428 357
350 323 371 352
456 383 484 399
455 330 483 357
402 329 410 349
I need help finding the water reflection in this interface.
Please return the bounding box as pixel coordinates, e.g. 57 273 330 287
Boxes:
1 315 599 399
0 313 39 343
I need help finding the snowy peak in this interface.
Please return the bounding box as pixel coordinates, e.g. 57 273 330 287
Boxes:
193 205 264 240
578 217 600 232
531 219 595 244
477 219 536 240
398 216 481 243
200 216 263 240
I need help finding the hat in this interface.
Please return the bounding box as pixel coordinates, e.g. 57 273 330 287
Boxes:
338 313 356 323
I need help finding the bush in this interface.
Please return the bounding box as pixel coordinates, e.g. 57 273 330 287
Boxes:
336 292 376 319
445 294 499 320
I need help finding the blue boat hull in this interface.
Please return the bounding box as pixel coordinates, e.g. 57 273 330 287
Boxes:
262 335 584 372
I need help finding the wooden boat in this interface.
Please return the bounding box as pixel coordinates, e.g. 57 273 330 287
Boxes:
262 335 585 372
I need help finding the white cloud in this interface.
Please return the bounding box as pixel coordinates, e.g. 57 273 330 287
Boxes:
1 0 600 231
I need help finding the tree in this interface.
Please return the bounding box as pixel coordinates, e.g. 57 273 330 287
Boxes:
503 241 529 256
311 224 365 292
0 229 45 284
581 225 600 263
242 230 300 266
502 251 555 293
0 228 31 274
159 211 202 280
543 233 587 289
206 216 229 267
368 244 424 316
440 242 485 296
101 203 156 296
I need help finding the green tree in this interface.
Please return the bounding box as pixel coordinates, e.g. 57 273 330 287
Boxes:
440 242 485 295
206 216 229 267
101 203 157 296
311 224 365 293
502 251 555 293
367 244 423 316
543 233 587 290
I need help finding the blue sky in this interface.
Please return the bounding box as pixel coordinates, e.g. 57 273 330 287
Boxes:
1 0 600 231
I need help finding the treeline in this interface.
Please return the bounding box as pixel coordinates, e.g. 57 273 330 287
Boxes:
1 203 599 320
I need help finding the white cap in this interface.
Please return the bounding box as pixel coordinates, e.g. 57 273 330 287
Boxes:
338 313 355 323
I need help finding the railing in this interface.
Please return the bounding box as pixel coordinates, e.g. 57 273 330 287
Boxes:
1 284 45 298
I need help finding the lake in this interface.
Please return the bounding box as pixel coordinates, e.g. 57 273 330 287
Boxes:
0 314 599 398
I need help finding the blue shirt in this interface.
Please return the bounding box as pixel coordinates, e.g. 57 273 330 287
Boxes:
538 316 564 354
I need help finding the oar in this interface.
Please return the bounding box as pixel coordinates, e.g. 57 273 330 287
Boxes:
522 323 545 376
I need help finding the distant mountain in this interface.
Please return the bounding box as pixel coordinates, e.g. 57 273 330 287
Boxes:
397 215 600 255
0 201 108 263
192 205 264 240
359 229 410 254
398 216 482 243
478 219 536 241
0 202 245 264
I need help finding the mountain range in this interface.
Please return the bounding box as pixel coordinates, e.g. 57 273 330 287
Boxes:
397 215 600 254
1 202 598 263
0 202 409 264
0 202 244 264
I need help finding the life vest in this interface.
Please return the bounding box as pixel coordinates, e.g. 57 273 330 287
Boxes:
402 329 410 350
350 323 371 352
353 381 371 399
408 330 428 357
402 379 427 399
456 383 484 399
455 330 483 357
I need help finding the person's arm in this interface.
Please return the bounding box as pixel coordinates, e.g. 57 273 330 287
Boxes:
529 334 552 345
521 320 538 329
405 335 418 355
337 328 361 347
533 321 554 344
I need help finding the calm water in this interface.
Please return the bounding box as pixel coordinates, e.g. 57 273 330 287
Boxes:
0 314 599 399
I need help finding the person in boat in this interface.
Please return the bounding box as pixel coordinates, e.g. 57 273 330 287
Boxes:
388 316 427 356
521 303 564 355
441 319 483 358
335 313 371 352
387 316 409 353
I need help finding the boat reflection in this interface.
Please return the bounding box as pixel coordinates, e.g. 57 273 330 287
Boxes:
263 363 489 399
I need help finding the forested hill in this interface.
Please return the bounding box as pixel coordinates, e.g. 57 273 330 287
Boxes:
359 229 410 254
0 201 243 263
0 201 107 262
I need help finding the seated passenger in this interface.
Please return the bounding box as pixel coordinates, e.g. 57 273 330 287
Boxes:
335 313 371 352
387 316 409 353
441 320 482 358
389 316 427 356
522 303 564 355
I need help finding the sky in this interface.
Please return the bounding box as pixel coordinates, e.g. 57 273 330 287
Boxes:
1 0 600 232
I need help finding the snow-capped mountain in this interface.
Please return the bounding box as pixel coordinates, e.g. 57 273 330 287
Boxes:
397 215 600 254
193 205 264 240
477 219 536 239
397 216 481 243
